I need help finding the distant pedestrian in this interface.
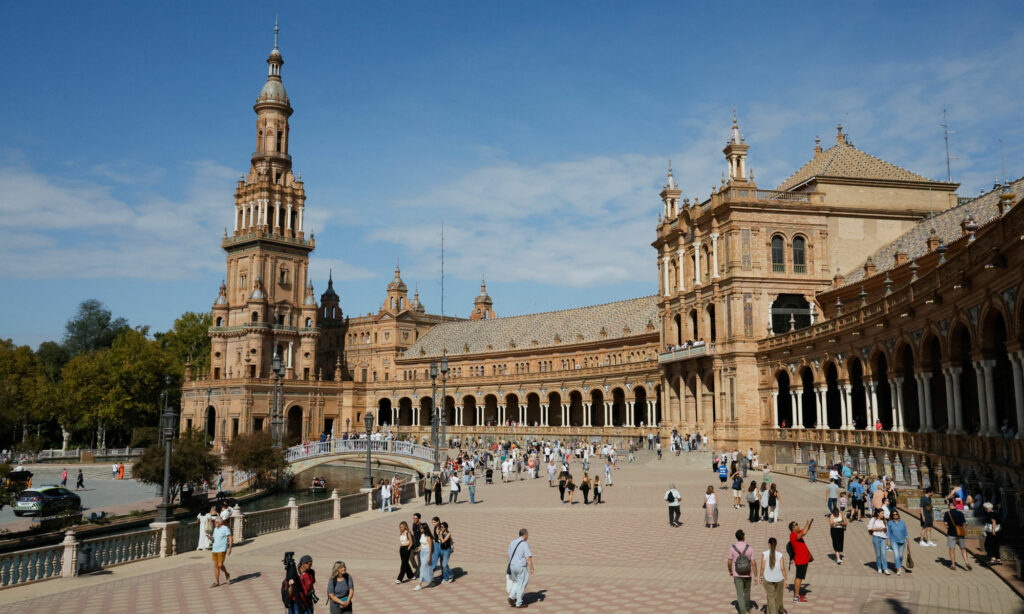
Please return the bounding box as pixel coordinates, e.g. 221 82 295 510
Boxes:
983 502 1002 565
868 508 889 574
727 529 757 614
380 479 392 513
466 471 477 504
506 529 534 608
75 469 85 491
112 463 118 479
209 516 232 587
829 506 847 564
118 462 125 480
665 483 681 527
413 522 434 590
448 473 459 504
705 485 719 528
396 521 415 584
760 537 787 614
593 479 603 504
432 475 442 506
604 461 613 486
943 505 971 570
61 468 67 487
918 488 936 546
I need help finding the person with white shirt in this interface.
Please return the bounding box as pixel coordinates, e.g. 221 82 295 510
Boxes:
380 480 392 512
506 529 534 608
868 508 890 574
665 483 682 527
760 537 788 614
448 473 460 504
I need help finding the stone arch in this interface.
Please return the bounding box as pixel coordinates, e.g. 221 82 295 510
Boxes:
568 390 585 427
204 406 216 443
443 395 456 428
848 357 868 430
893 342 920 432
398 397 413 426
920 334 947 432
775 370 791 427
703 371 716 424
286 404 303 445
462 395 477 427
504 393 520 425
654 384 663 425
871 349 893 429
980 306 1014 434
589 388 606 427
799 366 817 428
673 313 683 346
610 387 627 427
377 398 393 426
633 386 647 426
668 375 683 425
705 303 716 344
418 396 433 428
949 321 979 434
526 392 542 426
547 391 563 427
483 394 499 425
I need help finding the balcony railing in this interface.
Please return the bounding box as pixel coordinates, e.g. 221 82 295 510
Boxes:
772 263 786 273
658 343 713 364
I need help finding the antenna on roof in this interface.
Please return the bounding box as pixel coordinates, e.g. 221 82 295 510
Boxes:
999 139 1007 185
941 108 954 182
440 221 445 320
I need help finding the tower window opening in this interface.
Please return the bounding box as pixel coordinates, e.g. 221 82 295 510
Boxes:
277 132 283 152
771 235 785 273
793 236 807 273
251 311 259 323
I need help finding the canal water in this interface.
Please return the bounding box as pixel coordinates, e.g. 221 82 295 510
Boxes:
239 461 420 512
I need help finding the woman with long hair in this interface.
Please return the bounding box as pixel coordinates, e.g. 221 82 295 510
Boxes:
566 473 576 504
432 475 443 506
767 484 780 523
829 505 847 564
704 485 718 528
580 473 592 504
760 537 787 614
327 561 354 613
747 481 760 523
396 522 415 584
413 522 434 590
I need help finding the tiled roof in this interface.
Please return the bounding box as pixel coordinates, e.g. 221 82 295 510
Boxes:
777 138 936 191
403 295 660 359
842 177 1024 285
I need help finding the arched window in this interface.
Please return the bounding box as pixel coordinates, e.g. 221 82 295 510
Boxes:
305 317 312 328
771 235 785 272
792 236 806 273
251 311 259 323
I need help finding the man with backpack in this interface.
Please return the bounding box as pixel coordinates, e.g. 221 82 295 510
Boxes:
665 483 682 527
282 554 316 613
727 529 758 613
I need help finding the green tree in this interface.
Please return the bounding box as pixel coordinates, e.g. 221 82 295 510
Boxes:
224 431 287 489
131 429 221 502
59 329 172 445
156 312 211 408
35 341 70 383
63 299 129 357
0 340 50 446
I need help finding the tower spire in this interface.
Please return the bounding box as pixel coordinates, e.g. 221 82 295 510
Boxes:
723 109 750 183
273 14 279 50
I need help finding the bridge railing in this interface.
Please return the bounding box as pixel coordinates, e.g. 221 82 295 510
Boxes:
283 438 436 465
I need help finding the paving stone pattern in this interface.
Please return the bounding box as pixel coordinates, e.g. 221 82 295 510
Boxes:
0 451 1020 613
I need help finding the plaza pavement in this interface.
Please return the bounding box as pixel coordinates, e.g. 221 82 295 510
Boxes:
0 463 158 531
0 450 1021 613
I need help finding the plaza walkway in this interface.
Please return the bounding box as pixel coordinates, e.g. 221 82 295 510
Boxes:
0 450 1020 613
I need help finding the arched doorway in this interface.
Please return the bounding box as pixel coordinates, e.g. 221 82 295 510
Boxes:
444 396 456 428
921 336 947 432
569 391 584 427
775 371 792 427
462 395 477 427
590 389 605 427
895 344 920 432
706 304 716 344
286 406 303 445
398 397 413 426
547 392 563 427
418 397 433 428
673 314 683 346
800 367 816 428
205 406 216 444
633 387 647 426
848 358 868 430
610 388 626 426
526 393 541 426
505 393 520 425
950 325 978 433
377 398 393 426
771 294 810 334
872 353 893 429
981 309 1014 434
484 394 499 425
654 385 663 425
825 363 841 429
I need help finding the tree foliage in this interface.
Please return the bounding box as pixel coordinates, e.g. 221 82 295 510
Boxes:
0 339 50 443
131 429 221 502
224 431 287 489
155 311 212 379
63 299 130 357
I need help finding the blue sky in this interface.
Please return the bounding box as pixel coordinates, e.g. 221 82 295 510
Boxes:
2 2 1023 347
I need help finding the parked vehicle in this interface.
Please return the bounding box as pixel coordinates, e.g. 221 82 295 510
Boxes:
12 486 82 517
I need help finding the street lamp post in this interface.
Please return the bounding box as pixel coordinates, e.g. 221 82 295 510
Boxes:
440 355 449 461
430 362 439 473
271 351 284 448
362 411 374 489
155 374 176 523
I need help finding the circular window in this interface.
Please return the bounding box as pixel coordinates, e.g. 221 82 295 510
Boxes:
304 352 310 358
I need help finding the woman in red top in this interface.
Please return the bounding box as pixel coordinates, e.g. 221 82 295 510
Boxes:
788 519 813 603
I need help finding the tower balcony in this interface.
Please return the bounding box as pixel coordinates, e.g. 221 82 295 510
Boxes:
658 342 714 364
251 150 292 163
223 229 314 250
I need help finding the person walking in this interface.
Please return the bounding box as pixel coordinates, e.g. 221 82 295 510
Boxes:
413 522 434 590
565 473 576 504
506 528 534 609
61 468 67 487
287 555 316 614
209 516 232 587
593 479 603 504
746 481 760 523
604 461 613 486
112 462 118 479
826 479 840 515
437 522 454 583
466 470 477 504
327 561 354 614
547 461 557 486
727 529 758 613
983 502 1002 565
943 504 971 570
730 468 744 509
432 475 443 506
767 484 780 523
759 482 770 521
580 473 591 504
760 537 787 614
705 485 719 528
665 483 682 527
396 522 415 584
829 506 847 564
886 510 908 575
380 479 392 513
807 458 816 484
918 488 936 546
868 508 889 574
448 473 460 504
558 472 567 503
788 519 812 603
75 469 85 491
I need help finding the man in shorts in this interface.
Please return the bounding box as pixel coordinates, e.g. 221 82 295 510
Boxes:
210 515 232 587
943 504 972 570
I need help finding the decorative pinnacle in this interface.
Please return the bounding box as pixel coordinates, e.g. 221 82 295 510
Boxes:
274 15 279 49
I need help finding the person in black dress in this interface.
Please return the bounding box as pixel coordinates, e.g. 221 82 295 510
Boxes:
433 475 443 506
580 474 591 504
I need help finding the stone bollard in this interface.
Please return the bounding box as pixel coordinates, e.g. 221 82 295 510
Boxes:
61 529 78 578
413 479 420 499
287 497 299 530
331 489 341 520
149 520 178 558
231 504 244 541
894 454 905 484
366 489 374 512
908 456 919 488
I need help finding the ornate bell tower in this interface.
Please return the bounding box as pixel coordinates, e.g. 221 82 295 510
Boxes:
209 22 320 383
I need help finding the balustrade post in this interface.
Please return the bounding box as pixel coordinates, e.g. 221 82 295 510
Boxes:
330 489 341 520
287 497 299 530
231 505 244 542
61 529 78 578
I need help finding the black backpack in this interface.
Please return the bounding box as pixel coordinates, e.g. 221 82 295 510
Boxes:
666 490 676 503
733 545 751 575
281 579 293 607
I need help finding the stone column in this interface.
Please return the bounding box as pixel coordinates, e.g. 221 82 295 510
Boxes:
842 384 854 429
233 206 240 231
1010 351 1024 439
921 372 934 432
771 391 779 428
791 390 802 428
980 359 998 437
942 367 955 432
331 489 341 520
297 206 304 233
584 403 591 427
710 233 720 278
973 361 989 435
914 374 926 432
890 378 903 431
662 256 670 296
677 250 686 292
541 403 549 427
287 497 299 530
231 505 244 541
950 366 964 433
866 382 878 427
563 404 569 427
604 402 611 426
286 203 293 230
647 400 654 426
814 386 825 429
693 239 702 286
519 404 526 425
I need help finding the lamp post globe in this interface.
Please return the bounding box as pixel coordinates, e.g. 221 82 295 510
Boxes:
363 411 374 489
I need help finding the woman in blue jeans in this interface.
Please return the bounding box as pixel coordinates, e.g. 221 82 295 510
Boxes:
867 508 890 574
437 522 454 583
413 523 434 590
887 511 909 575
